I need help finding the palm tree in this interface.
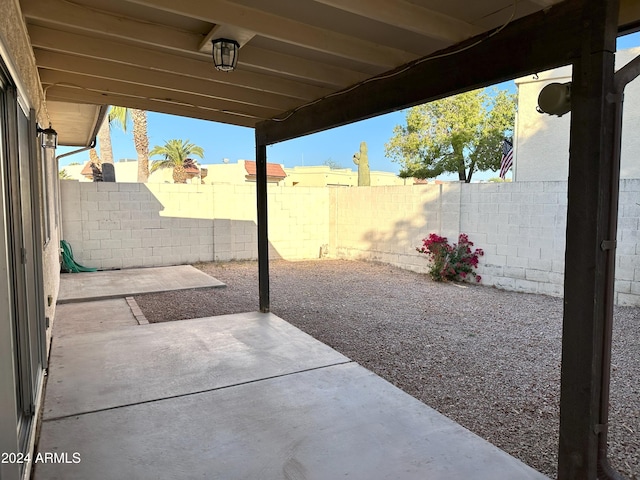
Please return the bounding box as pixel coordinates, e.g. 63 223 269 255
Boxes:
91 106 150 183
149 139 204 184
131 109 149 182
94 106 130 165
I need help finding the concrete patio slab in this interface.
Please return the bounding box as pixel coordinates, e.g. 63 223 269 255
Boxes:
53 299 138 337
43 312 349 420
35 362 546 480
57 265 224 303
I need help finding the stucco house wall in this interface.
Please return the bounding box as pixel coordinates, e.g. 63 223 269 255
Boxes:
514 46 640 181
1 0 62 478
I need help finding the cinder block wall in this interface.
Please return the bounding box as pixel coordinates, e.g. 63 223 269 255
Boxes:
460 182 567 297
61 182 214 269
330 184 460 272
616 179 640 305
331 180 640 306
60 181 330 269
61 180 640 305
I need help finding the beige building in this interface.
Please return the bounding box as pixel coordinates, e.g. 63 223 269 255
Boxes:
514 46 640 181
282 165 409 187
60 159 415 187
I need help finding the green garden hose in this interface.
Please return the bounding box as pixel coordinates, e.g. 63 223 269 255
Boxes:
60 240 97 273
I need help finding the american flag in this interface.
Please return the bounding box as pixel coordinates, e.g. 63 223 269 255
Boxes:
499 139 514 179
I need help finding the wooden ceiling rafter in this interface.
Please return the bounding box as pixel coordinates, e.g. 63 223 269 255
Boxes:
255 0 586 145
120 0 420 67
312 0 483 42
44 85 258 127
38 69 282 120
28 25 332 101
34 49 311 112
22 0 371 88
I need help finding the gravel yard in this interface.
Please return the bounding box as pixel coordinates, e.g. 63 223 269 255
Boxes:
134 259 639 478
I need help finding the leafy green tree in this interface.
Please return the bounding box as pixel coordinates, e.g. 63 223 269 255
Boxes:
385 89 515 183
59 168 73 179
149 139 204 184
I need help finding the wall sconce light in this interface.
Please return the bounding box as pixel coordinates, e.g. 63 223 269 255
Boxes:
537 82 572 117
37 123 58 149
212 38 240 72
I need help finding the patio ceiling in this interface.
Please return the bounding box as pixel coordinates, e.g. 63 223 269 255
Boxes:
17 0 622 146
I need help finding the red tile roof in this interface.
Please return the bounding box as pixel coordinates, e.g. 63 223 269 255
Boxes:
244 160 287 178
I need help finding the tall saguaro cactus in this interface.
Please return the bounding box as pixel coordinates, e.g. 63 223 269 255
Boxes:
353 141 371 186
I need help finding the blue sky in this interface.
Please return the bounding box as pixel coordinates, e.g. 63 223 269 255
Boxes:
58 32 640 180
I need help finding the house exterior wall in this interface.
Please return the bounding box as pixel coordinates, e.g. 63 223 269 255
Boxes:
42 147 61 347
1 1 60 478
515 47 640 181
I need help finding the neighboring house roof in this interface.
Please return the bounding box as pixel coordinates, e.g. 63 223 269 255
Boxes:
244 160 287 179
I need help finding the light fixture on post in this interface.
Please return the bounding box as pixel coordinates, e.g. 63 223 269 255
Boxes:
537 82 572 117
37 123 58 149
212 38 239 72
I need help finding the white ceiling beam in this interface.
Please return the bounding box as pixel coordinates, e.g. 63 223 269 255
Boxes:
21 0 201 52
28 25 332 101
39 70 280 120
22 0 370 87
44 86 258 128
200 24 256 51
34 49 300 112
313 0 482 43
123 0 418 68
238 47 369 87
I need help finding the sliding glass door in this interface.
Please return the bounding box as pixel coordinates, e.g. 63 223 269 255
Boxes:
0 61 46 476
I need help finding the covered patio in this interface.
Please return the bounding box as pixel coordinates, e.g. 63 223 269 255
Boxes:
1 0 639 478
35 267 545 479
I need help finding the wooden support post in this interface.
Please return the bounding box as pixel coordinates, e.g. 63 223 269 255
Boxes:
558 0 619 478
255 137 270 312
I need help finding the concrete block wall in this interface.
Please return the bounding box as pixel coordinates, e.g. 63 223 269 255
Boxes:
330 184 461 272
209 185 330 261
61 181 330 269
61 179 640 305
461 182 568 297
61 182 215 269
267 186 330 260
616 179 640 305
330 181 640 306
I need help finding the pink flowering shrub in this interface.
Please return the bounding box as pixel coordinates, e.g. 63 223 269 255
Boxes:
416 233 484 282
